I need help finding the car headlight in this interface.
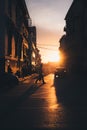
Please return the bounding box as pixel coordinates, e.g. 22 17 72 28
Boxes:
55 75 59 78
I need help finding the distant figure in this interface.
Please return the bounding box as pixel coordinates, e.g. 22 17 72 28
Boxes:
7 65 12 74
35 63 45 84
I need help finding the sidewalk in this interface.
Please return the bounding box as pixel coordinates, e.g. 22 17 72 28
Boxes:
18 73 38 82
0 73 38 99
0 73 39 117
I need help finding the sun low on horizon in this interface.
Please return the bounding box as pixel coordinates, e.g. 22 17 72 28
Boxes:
46 51 60 63
25 0 73 64
39 49 61 63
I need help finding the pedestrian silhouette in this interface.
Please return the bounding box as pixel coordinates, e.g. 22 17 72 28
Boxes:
35 63 45 84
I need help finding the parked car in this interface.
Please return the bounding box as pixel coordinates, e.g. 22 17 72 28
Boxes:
54 67 67 80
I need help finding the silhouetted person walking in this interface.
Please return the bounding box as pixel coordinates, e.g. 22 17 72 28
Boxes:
35 63 45 84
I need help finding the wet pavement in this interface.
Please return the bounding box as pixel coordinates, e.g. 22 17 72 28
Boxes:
0 74 87 130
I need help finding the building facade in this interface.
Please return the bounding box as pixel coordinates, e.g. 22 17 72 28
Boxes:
28 26 41 73
0 0 31 73
59 0 87 73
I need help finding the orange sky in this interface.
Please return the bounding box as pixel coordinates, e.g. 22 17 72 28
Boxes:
25 0 73 63
37 27 61 63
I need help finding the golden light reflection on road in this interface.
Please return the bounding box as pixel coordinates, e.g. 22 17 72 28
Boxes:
48 86 58 110
42 74 59 111
18 74 68 129
41 74 67 128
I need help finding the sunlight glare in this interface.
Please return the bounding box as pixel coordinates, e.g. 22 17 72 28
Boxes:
45 51 61 63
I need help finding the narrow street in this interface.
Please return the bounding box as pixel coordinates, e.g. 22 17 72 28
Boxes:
0 74 87 130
